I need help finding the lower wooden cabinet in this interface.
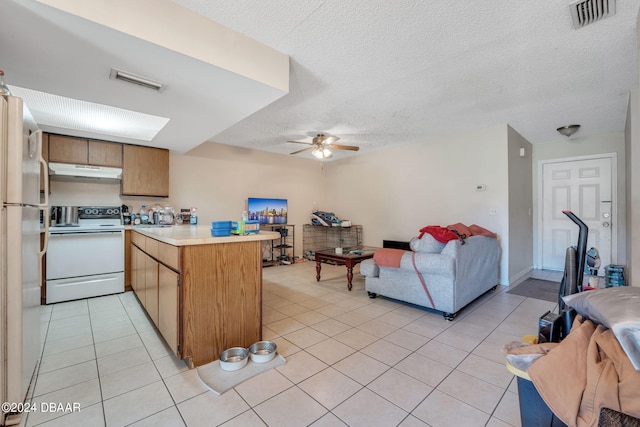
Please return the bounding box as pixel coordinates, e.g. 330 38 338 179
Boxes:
131 235 180 357
130 231 263 368
144 253 159 326
131 245 146 308
158 264 179 354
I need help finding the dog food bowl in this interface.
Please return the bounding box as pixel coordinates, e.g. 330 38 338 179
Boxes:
219 347 249 371
248 341 277 363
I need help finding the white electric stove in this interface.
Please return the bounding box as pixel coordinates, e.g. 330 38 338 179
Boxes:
46 206 124 303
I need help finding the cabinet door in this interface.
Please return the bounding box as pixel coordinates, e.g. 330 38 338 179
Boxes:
124 230 131 289
121 145 169 197
158 264 179 355
134 246 146 307
48 134 88 164
88 140 122 167
145 253 159 327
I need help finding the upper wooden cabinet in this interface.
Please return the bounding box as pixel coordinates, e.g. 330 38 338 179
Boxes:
88 140 122 167
48 134 122 168
121 145 169 197
48 134 87 164
41 132 49 162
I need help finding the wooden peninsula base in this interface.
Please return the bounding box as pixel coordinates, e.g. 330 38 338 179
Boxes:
130 227 278 368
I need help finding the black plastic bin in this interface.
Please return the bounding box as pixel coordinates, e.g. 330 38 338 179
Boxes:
515 376 567 427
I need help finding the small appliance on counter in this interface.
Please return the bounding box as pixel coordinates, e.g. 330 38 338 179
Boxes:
50 205 80 227
122 204 131 225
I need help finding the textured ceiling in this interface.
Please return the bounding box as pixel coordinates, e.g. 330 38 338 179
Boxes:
175 0 640 159
2 1 639 160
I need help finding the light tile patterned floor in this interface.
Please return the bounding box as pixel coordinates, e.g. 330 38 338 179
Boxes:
24 262 563 427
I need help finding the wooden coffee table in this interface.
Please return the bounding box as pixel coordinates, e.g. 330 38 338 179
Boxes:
314 247 378 291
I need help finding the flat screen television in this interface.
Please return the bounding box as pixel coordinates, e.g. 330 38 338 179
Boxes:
247 197 288 224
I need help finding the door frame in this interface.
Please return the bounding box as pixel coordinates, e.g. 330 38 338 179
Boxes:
536 152 618 270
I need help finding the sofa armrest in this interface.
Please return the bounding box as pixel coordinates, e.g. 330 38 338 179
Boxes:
398 252 455 278
360 259 379 277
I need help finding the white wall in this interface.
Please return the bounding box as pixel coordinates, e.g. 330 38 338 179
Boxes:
165 142 325 254
626 91 640 285
324 124 513 284
507 126 533 284
531 132 627 269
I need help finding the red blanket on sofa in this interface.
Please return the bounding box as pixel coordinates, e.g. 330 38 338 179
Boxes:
418 223 497 242
373 248 407 268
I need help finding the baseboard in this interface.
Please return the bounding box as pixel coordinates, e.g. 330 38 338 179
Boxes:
508 266 533 287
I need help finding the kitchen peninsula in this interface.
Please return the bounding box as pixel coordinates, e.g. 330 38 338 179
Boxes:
129 226 279 368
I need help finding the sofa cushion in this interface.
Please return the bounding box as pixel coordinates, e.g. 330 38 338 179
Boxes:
410 234 446 253
399 252 455 278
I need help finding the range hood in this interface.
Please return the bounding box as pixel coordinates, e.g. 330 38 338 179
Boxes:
48 162 122 181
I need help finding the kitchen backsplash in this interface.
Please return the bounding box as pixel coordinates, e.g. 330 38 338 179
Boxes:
49 180 170 212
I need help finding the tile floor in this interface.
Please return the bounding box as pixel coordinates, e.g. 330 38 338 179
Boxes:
24 263 563 427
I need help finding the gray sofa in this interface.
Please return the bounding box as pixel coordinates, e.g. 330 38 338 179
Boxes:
360 234 499 320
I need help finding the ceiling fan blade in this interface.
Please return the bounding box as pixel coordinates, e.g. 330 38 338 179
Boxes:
328 144 359 151
322 136 340 145
287 140 313 145
290 147 314 155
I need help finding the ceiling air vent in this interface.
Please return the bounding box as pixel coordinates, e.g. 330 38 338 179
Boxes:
569 0 616 29
109 68 166 92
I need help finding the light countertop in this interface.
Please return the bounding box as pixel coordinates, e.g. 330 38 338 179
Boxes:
128 225 279 246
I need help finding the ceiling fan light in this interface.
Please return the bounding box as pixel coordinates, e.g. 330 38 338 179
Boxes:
311 147 332 159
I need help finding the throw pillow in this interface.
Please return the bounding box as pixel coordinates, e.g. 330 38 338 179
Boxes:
410 233 446 253
562 286 640 371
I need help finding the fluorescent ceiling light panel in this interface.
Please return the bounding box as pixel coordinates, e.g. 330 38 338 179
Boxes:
8 86 170 141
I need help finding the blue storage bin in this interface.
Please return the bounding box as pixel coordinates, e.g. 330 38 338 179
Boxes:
211 228 231 237
212 221 232 229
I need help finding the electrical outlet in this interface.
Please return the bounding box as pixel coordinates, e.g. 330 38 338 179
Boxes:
489 208 497 216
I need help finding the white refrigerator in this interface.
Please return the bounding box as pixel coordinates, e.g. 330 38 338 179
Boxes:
0 95 46 426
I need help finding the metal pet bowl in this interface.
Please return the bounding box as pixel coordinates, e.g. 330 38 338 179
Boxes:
248 341 277 363
219 347 249 371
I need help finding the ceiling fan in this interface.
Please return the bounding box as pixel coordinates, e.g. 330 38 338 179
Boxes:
288 134 360 159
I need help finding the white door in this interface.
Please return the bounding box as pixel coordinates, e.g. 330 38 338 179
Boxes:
541 156 614 272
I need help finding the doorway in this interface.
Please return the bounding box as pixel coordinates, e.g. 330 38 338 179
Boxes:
538 154 617 273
